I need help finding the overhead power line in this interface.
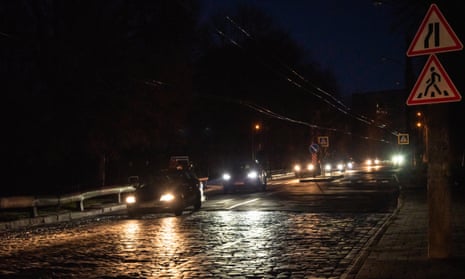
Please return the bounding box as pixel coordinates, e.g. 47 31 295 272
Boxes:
220 16 402 138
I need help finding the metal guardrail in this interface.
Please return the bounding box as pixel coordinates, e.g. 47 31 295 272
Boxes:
0 170 292 218
0 185 136 218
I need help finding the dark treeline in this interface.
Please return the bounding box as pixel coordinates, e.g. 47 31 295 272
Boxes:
2 0 464 195
1 0 201 194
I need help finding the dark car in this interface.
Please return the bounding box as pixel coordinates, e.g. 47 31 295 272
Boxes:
125 169 202 217
293 161 320 178
221 160 267 193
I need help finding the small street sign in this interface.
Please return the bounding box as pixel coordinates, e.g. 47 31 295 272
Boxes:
317 136 329 148
309 143 319 153
406 54 461 105
407 4 463 56
397 133 409 145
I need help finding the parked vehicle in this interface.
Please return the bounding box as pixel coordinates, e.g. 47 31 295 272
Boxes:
125 169 202 217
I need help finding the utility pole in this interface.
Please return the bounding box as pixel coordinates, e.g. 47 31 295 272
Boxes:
426 104 452 258
406 4 462 259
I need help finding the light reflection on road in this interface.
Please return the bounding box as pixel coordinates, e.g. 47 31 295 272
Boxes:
0 211 391 278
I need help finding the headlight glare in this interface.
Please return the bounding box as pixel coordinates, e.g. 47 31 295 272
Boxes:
307 164 314 171
247 170 258 179
126 195 136 204
160 193 175 202
392 154 405 166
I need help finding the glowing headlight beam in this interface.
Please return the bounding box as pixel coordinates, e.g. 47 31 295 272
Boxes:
125 196 136 204
160 193 175 202
247 171 258 179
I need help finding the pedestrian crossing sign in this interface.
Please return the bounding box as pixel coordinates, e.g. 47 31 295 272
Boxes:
406 54 461 106
398 133 409 145
318 136 329 147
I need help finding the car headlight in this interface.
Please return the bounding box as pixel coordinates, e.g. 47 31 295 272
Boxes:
337 163 344 171
325 163 332 171
392 154 405 166
307 164 314 171
347 162 353 169
160 193 175 202
222 173 231 180
294 164 301 172
247 170 258 179
125 195 136 204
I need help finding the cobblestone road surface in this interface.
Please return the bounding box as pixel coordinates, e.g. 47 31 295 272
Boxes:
0 210 390 278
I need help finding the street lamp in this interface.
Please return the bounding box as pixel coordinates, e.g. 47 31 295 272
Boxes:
252 123 261 161
415 111 428 165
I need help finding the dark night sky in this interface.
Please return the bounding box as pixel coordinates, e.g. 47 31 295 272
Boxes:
200 0 408 98
2 0 464 194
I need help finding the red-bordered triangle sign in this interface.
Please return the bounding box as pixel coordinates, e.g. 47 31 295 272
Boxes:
407 4 463 56
406 54 461 106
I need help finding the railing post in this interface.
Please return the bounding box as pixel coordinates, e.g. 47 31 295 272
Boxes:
31 206 38 218
77 199 84 211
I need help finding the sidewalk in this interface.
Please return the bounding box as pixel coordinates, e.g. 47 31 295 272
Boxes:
345 184 465 279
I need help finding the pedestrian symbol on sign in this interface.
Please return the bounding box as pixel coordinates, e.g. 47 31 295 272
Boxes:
318 136 329 147
406 55 461 105
398 133 409 145
417 66 448 98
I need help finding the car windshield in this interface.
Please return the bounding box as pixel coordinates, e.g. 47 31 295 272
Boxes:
141 170 192 189
229 162 259 173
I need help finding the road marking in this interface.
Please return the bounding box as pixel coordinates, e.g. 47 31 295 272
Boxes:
226 198 259 210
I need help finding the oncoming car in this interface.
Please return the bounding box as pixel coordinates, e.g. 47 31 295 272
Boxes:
221 160 267 193
125 169 202 217
321 160 347 175
293 162 319 178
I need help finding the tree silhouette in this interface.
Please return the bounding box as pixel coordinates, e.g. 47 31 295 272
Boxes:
1 0 199 193
192 4 344 172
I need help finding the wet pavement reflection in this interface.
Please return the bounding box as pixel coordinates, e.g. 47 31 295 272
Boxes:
0 210 390 278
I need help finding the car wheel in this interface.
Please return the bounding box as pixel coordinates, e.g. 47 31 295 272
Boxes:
174 196 185 216
223 184 232 193
193 193 202 210
174 208 183 216
127 208 139 218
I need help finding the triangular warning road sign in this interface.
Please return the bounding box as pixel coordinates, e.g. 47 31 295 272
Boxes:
398 133 409 145
406 54 461 106
407 4 463 56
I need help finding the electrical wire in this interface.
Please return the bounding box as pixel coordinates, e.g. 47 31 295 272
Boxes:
222 16 403 137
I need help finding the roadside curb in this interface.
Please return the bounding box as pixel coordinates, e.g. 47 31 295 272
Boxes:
340 182 407 279
0 204 126 231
